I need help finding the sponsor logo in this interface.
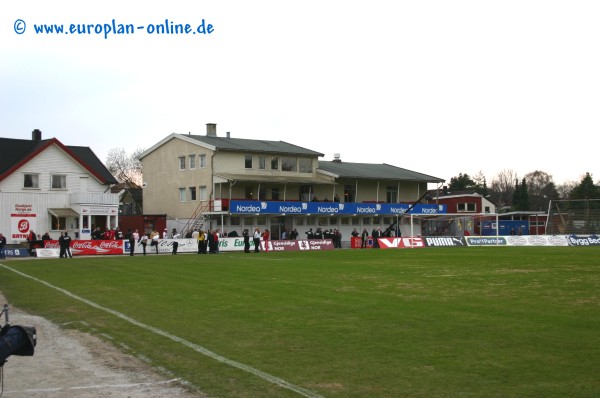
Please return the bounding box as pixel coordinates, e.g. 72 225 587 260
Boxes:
507 236 527 246
568 235 600 246
356 207 376 214
279 205 303 213
527 236 547 246
317 206 339 213
73 241 93 249
390 207 407 214
548 235 568 246
378 237 424 248
18 219 30 233
235 204 261 213
467 237 507 246
424 237 465 247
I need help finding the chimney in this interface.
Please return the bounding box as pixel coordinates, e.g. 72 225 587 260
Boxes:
226 131 230 138
32 129 42 141
206 123 217 137
333 153 341 163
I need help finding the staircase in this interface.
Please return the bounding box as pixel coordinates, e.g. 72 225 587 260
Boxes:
181 202 212 237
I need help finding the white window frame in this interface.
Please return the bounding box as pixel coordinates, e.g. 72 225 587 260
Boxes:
189 155 196 169
178 156 186 170
199 154 206 168
23 173 40 189
51 174 67 190
199 186 208 201
179 187 186 202
189 186 197 201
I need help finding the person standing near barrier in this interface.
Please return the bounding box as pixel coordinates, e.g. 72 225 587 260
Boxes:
139 233 148 255
150 229 160 254
242 229 250 253
0 233 7 260
130 229 139 256
253 228 261 253
62 231 73 258
361 228 369 248
262 229 270 253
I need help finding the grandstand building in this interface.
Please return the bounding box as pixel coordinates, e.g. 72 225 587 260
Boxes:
140 123 445 240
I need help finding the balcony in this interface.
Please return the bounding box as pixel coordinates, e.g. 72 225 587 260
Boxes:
70 192 119 205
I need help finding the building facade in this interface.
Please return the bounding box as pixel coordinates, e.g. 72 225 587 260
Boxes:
0 130 119 243
140 124 445 241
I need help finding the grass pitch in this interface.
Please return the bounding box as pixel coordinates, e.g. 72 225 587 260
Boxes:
1 247 599 397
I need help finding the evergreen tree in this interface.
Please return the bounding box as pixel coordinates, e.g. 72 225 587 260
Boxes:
512 178 530 211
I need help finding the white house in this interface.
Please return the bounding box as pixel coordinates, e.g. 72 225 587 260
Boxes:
0 130 119 243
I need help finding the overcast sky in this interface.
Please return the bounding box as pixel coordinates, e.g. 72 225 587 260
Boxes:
2 1 599 187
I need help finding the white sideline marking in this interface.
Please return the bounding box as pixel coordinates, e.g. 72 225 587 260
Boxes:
2 378 180 395
1 265 324 398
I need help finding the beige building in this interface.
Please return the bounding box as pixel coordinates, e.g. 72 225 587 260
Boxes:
140 124 444 240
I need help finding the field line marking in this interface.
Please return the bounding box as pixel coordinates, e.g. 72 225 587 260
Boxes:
3 379 181 395
0 265 324 398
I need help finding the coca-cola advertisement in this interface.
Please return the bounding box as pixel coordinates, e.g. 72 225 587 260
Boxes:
44 240 124 256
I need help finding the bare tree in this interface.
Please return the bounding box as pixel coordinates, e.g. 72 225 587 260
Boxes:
524 170 558 211
556 180 577 199
106 148 144 213
490 169 519 209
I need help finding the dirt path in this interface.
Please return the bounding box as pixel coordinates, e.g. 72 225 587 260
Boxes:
0 293 206 398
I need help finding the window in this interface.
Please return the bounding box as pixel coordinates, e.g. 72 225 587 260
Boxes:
258 155 266 170
299 158 312 173
344 184 356 203
51 174 67 190
199 154 206 168
189 187 197 201
230 216 241 226
23 174 39 189
271 156 279 170
245 187 254 200
178 156 186 170
457 202 477 212
281 157 297 172
271 188 279 200
199 186 208 201
51 215 66 231
386 186 397 203
245 155 253 169
179 188 186 202
189 155 196 169
300 185 313 201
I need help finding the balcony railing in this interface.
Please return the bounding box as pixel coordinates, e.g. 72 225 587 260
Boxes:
70 193 119 205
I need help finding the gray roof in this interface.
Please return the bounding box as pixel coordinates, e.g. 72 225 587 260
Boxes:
318 161 445 183
186 134 324 157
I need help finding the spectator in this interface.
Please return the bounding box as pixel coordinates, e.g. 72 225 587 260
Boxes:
0 233 6 260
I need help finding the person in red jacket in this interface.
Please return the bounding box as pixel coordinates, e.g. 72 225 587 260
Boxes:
262 229 270 253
